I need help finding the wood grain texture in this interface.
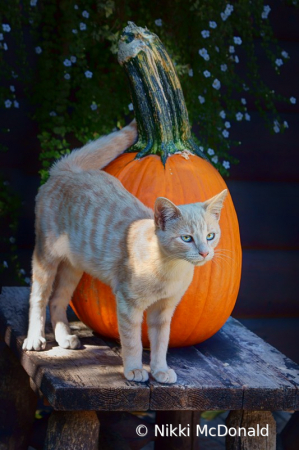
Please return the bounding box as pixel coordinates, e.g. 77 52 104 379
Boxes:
0 338 37 450
44 411 99 450
0 287 299 411
226 410 276 450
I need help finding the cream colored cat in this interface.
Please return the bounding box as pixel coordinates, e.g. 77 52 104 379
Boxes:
23 120 227 384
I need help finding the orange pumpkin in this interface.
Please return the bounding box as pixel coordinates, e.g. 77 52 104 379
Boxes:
71 23 242 347
71 152 242 347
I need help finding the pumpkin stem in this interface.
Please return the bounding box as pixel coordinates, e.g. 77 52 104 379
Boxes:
118 22 207 164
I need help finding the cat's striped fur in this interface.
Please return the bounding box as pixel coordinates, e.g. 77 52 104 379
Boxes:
23 120 227 384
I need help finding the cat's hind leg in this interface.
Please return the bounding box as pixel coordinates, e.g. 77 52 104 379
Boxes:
49 260 83 349
116 292 148 382
23 249 59 351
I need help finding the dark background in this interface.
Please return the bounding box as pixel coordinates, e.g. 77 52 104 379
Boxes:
1 1 299 361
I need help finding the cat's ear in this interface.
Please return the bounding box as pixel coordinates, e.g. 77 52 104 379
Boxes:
154 197 182 230
203 189 228 221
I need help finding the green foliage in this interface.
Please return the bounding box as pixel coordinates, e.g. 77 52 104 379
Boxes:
0 0 297 279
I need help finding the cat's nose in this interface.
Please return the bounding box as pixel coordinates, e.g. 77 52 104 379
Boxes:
199 250 209 258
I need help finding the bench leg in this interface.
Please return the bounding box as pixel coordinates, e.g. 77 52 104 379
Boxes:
155 411 202 450
44 410 100 450
0 340 37 450
226 410 276 450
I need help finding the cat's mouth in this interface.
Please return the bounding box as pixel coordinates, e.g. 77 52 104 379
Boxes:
189 256 213 266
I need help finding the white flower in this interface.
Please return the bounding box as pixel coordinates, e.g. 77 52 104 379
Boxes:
74 4 78 9
290 97 296 104
219 110 226 119
262 5 271 19
225 4 234 14
203 70 211 78
12 71 18 79
30 0 38 6
198 95 205 104
188 69 193 77
19 269 26 275
3 43 8 51
212 79 221 90
221 64 227 72
275 58 283 67
2 24 11 32
155 19 162 27
64 73 70 80
63 59 72 67
90 103 97 111
234 37 242 45
221 12 228 21
10 85 15 92
224 121 231 128
234 56 239 63
70 56 77 63
9 237 16 243
199 48 210 61
35 46 42 54
49 111 57 116
72 29 78 34
241 98 246 105
199 146 204 152
212 155 218 163
243 83 249 91
222 130 229 138
3 261 8 268
24 277 31 285
201 30 210 39
215 46 219 52
80 23 87 31
14 100 19 108
4 99 12 108
82 10 89 18
283 121 289 128
245 113 251 121
85 70 93 78
236 112 243 121
128 103 134 111
273 123 280 133
223 160 230 169
229 46 235 54
207 148 215 156
209 21 217 29
281 51 289 58
0 33 3 40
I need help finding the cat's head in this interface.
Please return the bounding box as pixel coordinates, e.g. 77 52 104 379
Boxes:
154 190 227 266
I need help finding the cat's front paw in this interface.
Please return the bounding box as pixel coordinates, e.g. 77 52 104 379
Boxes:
22 336 46 351
57 334 81 349
124 368 149 382
152 368 177 384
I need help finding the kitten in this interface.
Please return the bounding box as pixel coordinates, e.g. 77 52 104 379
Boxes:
23 120 227 384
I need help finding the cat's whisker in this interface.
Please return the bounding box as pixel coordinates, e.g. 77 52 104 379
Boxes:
213 255 231 266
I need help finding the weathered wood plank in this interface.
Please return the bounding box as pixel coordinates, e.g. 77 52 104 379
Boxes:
196 318 299 410
0 287 149 411
0 338 37 450
1 287 299 412
226 410 276 450
44 411 99 450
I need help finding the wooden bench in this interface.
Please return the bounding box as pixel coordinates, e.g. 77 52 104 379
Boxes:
1 287 299 450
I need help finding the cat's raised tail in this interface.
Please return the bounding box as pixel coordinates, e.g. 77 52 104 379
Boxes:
50 119 137 175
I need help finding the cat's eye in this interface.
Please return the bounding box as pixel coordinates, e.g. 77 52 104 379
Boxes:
207 233 215 241
181 235 193 243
